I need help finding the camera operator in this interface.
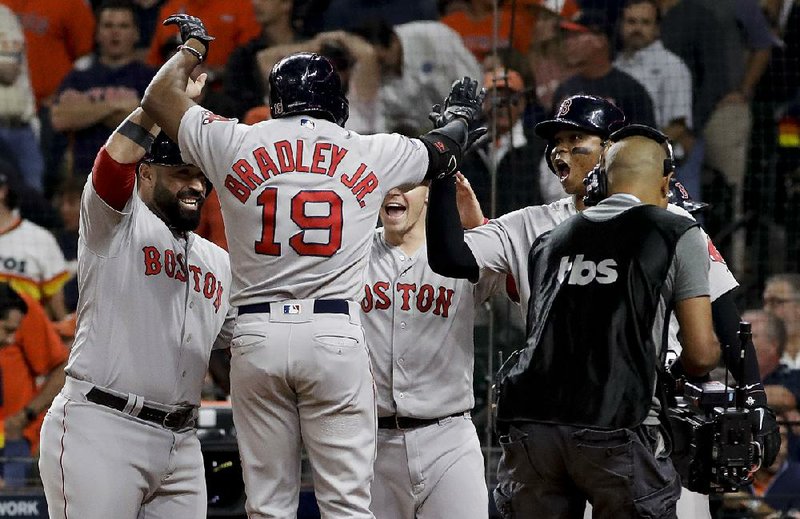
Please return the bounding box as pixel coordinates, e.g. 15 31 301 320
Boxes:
493 127 720 517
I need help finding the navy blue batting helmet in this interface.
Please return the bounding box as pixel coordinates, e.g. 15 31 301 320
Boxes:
537 95 626 174
143 132 188 166
268 52 349 127
536 95 626 141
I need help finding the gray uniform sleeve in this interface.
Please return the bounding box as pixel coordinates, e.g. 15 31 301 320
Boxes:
464 216 518 275
673 226 711 301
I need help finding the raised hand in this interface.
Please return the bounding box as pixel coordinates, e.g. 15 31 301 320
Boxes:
429 77 487 149
163 14 215 51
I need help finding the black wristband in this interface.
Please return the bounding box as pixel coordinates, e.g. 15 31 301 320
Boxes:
118 120 156 150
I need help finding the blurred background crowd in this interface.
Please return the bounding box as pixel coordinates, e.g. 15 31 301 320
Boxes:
0 0 799 516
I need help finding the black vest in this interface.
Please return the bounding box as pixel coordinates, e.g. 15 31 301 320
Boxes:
497 205 697 429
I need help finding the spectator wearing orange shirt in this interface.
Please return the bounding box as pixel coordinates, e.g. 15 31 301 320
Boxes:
146 0 261 85
0 0 95 106
441 0 535 63
0 283 68 486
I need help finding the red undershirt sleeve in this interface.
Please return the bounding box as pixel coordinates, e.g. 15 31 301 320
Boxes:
91 146 136 211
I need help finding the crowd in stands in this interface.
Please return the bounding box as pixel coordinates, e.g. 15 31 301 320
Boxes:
0 0 799 512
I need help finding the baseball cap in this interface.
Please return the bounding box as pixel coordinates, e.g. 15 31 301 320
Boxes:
535 95 626 141
560 9 614 38
483 68 525 93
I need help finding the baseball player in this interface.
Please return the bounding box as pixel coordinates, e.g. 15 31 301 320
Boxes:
426 95 779 518
362 183 504 519
139 14 486 519
38 76 234 519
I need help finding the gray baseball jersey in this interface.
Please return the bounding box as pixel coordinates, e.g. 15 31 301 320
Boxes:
65 177 232 404
177 105 429 519
177 106 429 305
39 172 233 519
361 228 503 519
362 227 504 419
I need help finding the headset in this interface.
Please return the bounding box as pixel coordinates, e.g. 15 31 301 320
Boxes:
583 124 676 206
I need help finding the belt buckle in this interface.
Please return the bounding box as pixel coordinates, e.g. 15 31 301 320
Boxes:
163 409 187 430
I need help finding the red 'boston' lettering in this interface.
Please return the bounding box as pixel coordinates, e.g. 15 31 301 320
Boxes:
374 281 391 310
396 283 416 310
164 249 176 278
189 265 203 292
140 246 224 311
175 253 188 282
203 272 217 298
143 246 161 275
416 284 435 312
363 280 456 318
214 284 223 312
433 287 455 317
361 284 373 312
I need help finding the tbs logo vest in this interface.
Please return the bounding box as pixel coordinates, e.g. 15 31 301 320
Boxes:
557 254 618 285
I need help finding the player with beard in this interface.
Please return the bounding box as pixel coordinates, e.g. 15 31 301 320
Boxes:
38 75 236 519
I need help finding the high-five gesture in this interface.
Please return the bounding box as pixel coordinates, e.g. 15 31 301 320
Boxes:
163 14 214 59
429 77 487 150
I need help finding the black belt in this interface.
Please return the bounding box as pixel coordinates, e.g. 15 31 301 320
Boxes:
86 387 196 431
378 412 467 430
239 299 350 316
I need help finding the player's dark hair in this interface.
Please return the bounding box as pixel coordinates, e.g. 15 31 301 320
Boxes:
0 282 28 319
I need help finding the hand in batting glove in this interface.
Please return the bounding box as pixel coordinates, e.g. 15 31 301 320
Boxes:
429 77 488 150
163 14 215 55
749 406 781 470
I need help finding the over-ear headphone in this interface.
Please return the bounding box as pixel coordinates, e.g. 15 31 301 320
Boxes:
583 124 675 206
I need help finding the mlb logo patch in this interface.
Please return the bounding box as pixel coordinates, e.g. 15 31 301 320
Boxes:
301 118 316 130
283 304 301 314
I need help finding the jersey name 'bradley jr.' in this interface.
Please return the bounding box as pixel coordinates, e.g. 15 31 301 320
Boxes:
222 138 379 208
